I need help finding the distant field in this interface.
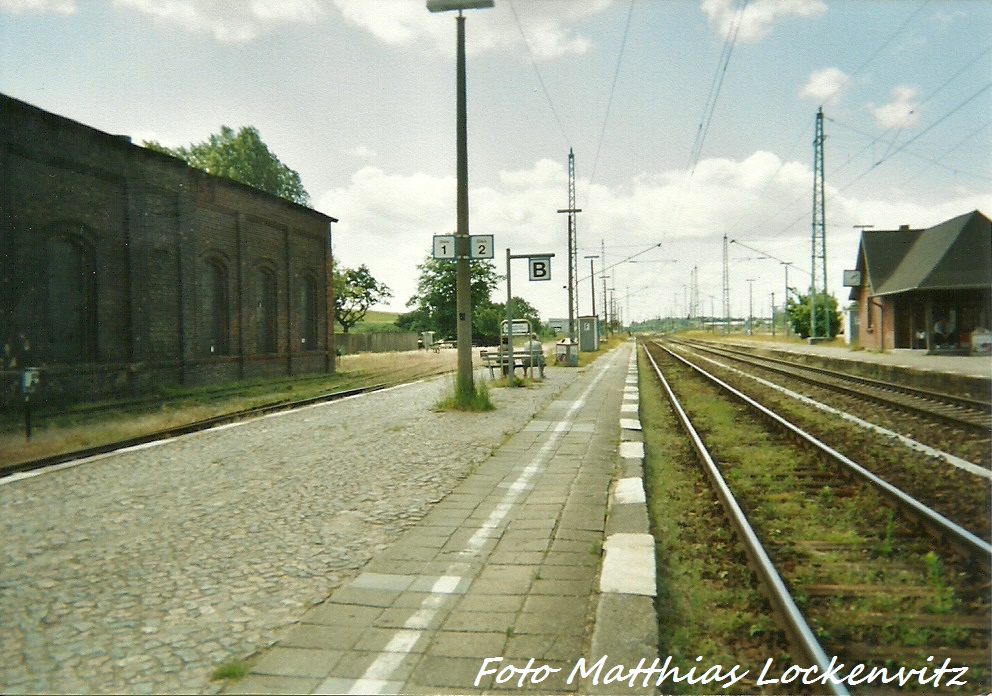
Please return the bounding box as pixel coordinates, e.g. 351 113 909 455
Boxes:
361 310 401 324
345 310 402 333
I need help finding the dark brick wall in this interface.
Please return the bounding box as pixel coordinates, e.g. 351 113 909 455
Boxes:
1 93 337 407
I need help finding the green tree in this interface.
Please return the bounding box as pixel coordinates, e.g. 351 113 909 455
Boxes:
785 291 841 339
144 126 310 206
403 256 500 340
472 297 538 345
333 264 392 333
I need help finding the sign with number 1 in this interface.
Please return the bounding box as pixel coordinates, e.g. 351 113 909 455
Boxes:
432 235 456 259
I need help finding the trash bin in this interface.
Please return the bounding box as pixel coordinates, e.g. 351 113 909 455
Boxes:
555 339 578 367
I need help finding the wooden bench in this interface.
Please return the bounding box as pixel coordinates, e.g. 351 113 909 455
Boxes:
480 349 545 379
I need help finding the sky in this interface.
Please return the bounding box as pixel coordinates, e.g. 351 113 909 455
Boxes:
2 0 990 326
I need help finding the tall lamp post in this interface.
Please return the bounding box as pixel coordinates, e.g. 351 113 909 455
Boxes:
746 278 756 335
584 255 599 316
427 0 493 400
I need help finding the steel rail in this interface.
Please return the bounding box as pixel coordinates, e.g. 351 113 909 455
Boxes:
681 338 992 415
1 384 388 480
653 340 992 574
671 339 991 435
641 343 850 696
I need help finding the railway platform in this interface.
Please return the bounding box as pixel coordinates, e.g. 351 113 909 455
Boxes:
229 341 658 695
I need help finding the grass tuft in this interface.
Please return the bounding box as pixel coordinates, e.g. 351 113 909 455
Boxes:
434 378 495 412
210 659 249 682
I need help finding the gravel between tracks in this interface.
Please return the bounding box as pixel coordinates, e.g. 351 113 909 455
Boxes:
0 367 580 694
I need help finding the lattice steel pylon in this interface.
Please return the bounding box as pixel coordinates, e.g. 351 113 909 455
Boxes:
722 234 731 332
557 149 581 341
810 106 827 339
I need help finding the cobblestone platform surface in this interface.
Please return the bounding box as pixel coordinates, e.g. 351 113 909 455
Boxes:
0 365 585 694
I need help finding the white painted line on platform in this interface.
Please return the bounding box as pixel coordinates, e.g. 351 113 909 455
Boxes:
338 351 625 695
613 477 646 505
600 533 656 596
619 418 641 431
620 403 638 412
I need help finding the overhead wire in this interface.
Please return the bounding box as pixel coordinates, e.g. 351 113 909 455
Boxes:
740 35 990 244
588 0 636 189
898 119 992 186
830 45 990 180
728 0 938 245
686 0 747 175
847 0 931 79
507 0 572 149
832 81 992 195
754 80 992 245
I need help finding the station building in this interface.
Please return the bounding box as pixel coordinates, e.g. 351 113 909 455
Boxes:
847 209 991 353
1 93 338 405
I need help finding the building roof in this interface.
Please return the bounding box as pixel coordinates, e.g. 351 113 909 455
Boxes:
856 209 991 297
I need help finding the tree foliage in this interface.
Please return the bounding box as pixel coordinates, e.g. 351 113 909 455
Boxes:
333 264 392 333
399 256 501 340
474 296 543 345
785 291 841 339
144 126 310 206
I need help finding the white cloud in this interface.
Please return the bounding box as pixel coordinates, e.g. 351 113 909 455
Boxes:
0 0 76 14
114 0 323 43
332 0 609 60
800 67 850 105
332 0 431 47
349 145 378 162
316 154 821 315
700 0 826 43
315 152 989 321
867 86 920 130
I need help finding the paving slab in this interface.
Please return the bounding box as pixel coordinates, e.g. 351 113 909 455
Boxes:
233 342 655 694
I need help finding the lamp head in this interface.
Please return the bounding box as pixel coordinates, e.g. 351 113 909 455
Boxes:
427 0 494 11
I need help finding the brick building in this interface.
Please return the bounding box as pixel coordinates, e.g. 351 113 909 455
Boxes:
1 93 337 405
847 210 991 353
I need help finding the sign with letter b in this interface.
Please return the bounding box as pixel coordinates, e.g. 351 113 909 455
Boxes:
529 256 551 281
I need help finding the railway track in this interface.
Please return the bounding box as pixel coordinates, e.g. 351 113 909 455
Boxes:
641 339 991 692
671 337 992 436
0 383 391 480
2 354 469 480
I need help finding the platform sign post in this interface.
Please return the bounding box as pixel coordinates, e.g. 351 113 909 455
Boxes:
505 250 555 388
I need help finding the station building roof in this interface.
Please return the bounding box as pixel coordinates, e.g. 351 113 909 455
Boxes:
853 209 991 298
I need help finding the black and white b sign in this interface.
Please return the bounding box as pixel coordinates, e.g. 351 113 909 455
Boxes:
528 256 551 281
